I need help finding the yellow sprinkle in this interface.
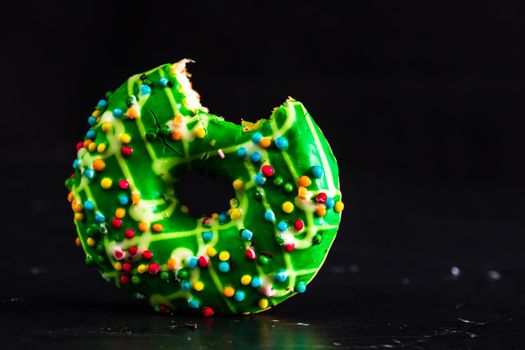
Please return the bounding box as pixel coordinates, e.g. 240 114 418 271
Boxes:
194 126 206 139
152 223 163 232
97 143 107 153
138 222 148 232
75 237 81 247
193 281 204 291
223 286 235 297
298 186 308 198
298 176 312 187
173 115 183 124
101 122 112 132
229 198 238 208
86 237 95 247
206 247 217 257
258 298 269 309
171 131 183 141
316 204 327 217
137 264 147 274
74 213 84 222
219 251 230 261
334 201 345 213
180 205 189 214
211 213 219 220
113 262 122 271
230 208 241 220
259 137 272 148
115 208 126 219
100 177 112 189
88 142 97 152
93 159 105 171
232 179 244 191
120 133 132 144
240 275 252 285
131 192 141 205
167 258 177 271
282 201 294 214
92 110 101 117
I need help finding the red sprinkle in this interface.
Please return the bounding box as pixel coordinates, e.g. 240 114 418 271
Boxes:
245 248 256 260
76 141 84 150
121 146 133 157
316 192 328 204
148 262 160 274
111 218 122 229
159 305 170 313
202 306 214 317
118 179 130 189
128 246 138 256
142 250 153 260
124 229 135 239
122 262 132 273
114 249 125 260
198 256 209 268
261 165 274 177
119 275 130 285
293 219 304 231
284 243 296 252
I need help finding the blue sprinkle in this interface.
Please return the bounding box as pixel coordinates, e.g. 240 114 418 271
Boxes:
95 212 105 223
251 277 261 288
274 270 289 283
264 210 275 222
277 221 288 232
202 231 213 242
275 136 288 150
96 99 107 109
72 159 80 169
254 173 266 186
250 151 262 163
311 165 323 179
218 261 230 273
295 281 307 293
84 168 94 180
218 212 229 224
159 77 169 87
187 256 198 268
241 229 253 241
237 147 247 157
86 129 96 139
234 290 246 302
251 132 263 143
181 280 191 291
84 200 94 211
188 298 200 309
118 195 129 206
88 116 97 126
140 84 152 95
325 197 335 209
113 108 124 118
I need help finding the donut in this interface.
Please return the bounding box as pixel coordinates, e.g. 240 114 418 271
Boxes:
65 59 344 315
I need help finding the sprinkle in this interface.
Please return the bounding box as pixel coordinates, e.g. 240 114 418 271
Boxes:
230 208 241 219
259 137 271 148
274 270 289 283
167 258 177 270
236 147 247 157
283 183 294 193
113 108 124 118
138 221 148 232
193 281 204 291
131 276 141 284
206 247 217 257
128 246 138 255
72 159 80 169
152 223 163 232
251 132 263 143
298 176 312 187
298 186 308 198
282 201 294 214
100 177 112 189
293 219 304 231
111 218 122 228
316 204 327 217
245 247 256 260
137 264 147 274
311 165 323 178
180 205 189 214
218 212 229 224
101 122 112 132
95 212 105 223
261 165 274 177
273 176 284 186
241 275 252 285
262 285 276 297
188 299 200 309
251 276 262 288
87 142 97 152
86 237 96 246
74 213 84 221
258 255 270 265
85 169 95 180
194 127 206 138
232 179 244 191
316 192 328 203
264 210 276 222
118 179 129 190
121 145 133 157
218 261 230 273
295 281 307 293
158 77 169 87
202 231 213 242
250 151 262 163
141 250 153 260
122 262 132 273
113 248 125 260
241 229 253 241
219 251 231 261
334 201 345 213
202 306 214 317
325 197 335 209
84 200 94 211
284 243 295 252
114 262 122 271
277 221 288 231
124 229 135 239
114 209 125 219
187 256 198 268
254 173 266 186
140 84 152 95
97 143 106 153
234 290 246 302
93 159 105 171
120 133 132 144
198 256 209 268
181 281 191 290
147 130 159 141
88 116 97 126
275 137 288 150
96 99 107 109
258 298 269 308
218 149 225 158
148 262 160 274
131 192 141 204
119 275 129 285
223 286 235 297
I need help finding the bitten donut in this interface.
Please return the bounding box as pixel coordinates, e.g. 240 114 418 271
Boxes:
65 59 344 316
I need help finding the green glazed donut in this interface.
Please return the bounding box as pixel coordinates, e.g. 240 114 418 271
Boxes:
66 59 344 316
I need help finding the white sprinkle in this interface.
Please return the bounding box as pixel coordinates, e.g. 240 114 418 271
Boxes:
487 270 502 281
451 266 461 277
218 149 225 158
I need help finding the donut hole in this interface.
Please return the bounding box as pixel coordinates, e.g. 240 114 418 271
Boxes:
176 170 235 217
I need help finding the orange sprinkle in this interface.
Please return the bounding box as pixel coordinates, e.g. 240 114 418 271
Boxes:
298 186 308 198
131 192 141 204
173 115 183 124
93 159 105 171
75 237 81 247
92 110 101 117
138 222 149 232
167 258 177 271
115 208 126 219
67 192 74 202
83 139 92 148
260 137 272 148
298 176 312 187
316 204 327 217
152 223 164 233
171 131 183 141
127 106 139 119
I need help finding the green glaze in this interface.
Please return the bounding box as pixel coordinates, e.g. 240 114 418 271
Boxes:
66 59 344 315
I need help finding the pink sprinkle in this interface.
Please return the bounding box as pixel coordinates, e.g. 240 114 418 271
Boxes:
218 149 225 158
262 285 276 297
113 248 125 260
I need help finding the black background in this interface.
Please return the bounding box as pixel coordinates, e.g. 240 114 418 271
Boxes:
2 1 525 348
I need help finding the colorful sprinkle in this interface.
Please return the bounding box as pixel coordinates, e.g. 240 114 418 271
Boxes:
277 221 288 231
259 137 271 148
223 286 235 297
241 229 253 241
218 261 230 273
251 132 263 143
236 147 247 157
282 201 294 213
254 173 266 186
241 275 252 285
84 200 94 211
219 251 231 261
202 306 214 317
251 276 262 288
250 151 262 163
295 281 307 293
264 210 276 222
202 231 213 242
275 137 288 150
334 201 345 213
258 298 269 308
140 84 152 95
316 192 328 203
234 290 246 302
100 178 112 189
261 165 274 177
193 281 204 291
310 165 323 178
274 270 289 283
298 176 311 187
